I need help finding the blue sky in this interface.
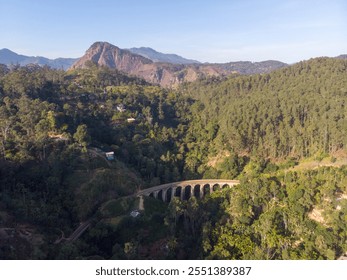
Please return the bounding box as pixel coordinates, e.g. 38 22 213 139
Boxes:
0 0 346 63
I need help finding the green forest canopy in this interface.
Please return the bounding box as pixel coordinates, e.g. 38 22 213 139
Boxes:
0 57 346 259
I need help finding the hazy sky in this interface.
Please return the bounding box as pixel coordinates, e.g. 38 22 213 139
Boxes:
0 0 346 63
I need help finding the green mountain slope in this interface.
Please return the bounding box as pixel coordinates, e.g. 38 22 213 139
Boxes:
183 57 347 160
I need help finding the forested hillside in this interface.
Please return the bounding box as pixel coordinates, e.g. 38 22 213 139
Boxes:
182 58 347 160
0 64 193 258
0 57 346 260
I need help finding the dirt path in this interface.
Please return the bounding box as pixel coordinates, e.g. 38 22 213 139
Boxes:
289 157 347 172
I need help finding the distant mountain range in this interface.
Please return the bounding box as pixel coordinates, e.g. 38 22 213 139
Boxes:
1 43 345 87
1 46 202 70
70 42 289 87
128 47 201 64
0 48 77 70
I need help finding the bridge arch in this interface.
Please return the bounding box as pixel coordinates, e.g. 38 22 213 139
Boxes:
175 187 182 200
158 190 164 201
202 184 211 196
213 184 221 191
193 185 201 198
165 188 173 203
183 185 193 200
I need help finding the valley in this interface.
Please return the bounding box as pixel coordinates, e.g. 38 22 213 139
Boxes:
0 49 346 260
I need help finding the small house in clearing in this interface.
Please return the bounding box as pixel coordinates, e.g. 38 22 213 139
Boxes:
105 152 115 161
130 210 140 218
127 118 136 123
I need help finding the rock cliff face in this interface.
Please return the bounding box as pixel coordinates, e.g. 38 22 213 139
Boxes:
70 42 152 72
70 42 287 87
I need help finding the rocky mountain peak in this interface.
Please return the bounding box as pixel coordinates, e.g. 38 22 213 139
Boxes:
71 42 152 70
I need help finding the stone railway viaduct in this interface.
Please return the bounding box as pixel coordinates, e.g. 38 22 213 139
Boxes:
137 179 240 202
59 179 239 243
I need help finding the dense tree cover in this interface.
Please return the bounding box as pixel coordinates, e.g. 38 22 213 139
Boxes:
0 64 193 258
60 165 347 260
0 58 346 259
182 58 347 159
163 166 347 260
